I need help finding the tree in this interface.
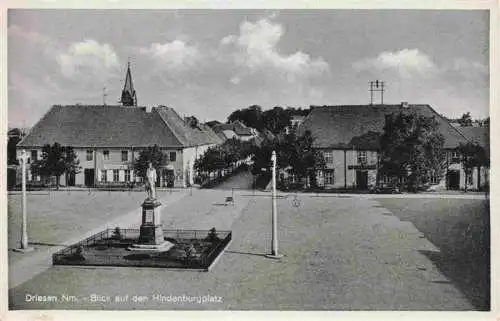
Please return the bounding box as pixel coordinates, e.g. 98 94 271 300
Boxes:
185 116 199 128
251 139 276 175
194 138 255 183
63 147 80 185
379 112 446 192
7 135 21 165
278 130 325 188
194 146 225 180
133 145 167 181
261 106 292 134
458 112 473 127
285 106 311 117
30 143 81 189
227 105 263 129
457 142 489 192
251 129 324 189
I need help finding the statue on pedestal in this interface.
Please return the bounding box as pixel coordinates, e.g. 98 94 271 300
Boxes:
145 162 157 200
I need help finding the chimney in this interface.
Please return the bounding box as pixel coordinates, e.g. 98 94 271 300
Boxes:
401 101 409 108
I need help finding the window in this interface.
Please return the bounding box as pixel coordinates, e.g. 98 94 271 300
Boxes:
324 170 335 185
451 150 460 161
113 169 119 182
121 151 128 162
86 150 93 161
358 151 367 165
169 151 176 162
101 170 107 182
125 169 131 182
103 150 110 160
31 150 38 162
323 151 333 164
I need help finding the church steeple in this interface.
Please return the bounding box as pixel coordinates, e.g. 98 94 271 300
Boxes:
120 61 137 106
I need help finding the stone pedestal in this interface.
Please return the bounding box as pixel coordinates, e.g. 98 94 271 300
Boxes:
138 198 163 244
128 198 174 252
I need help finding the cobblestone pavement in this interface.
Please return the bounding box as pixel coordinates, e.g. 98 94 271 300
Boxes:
8 191 477 310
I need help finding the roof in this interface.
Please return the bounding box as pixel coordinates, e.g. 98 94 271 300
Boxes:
213 121 254 136
298 104 470 150
205 120 221 128
18 105 221 149
123 63 135 95
154 106 223 146
456 126 489 148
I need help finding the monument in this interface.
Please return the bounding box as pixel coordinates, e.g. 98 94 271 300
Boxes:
128 163 174 252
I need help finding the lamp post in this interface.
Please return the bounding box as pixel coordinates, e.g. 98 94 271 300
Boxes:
266 150 282 259
14 150 33 253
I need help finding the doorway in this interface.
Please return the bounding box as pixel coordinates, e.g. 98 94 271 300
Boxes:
356 170 368 189
67 172 76 186
84 169 95 187
447 170 460 190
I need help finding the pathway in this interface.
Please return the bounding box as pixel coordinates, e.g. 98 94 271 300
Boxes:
213 169 255 190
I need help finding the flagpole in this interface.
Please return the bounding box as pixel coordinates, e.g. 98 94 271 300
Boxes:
267 150 282 259
15 150 33 253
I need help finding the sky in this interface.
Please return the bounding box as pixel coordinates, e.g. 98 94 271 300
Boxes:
7 9 490 127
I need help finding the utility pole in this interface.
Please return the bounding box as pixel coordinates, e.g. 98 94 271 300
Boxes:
369 81 373 105
369 80 386 105
266 150 282 259
14 150 33 253
102 86 108 106
381 81 385 104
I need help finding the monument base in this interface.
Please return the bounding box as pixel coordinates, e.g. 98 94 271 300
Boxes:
127 240 175 252
127 197 173 252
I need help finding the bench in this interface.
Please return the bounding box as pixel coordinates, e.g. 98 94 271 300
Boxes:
225 196 234 206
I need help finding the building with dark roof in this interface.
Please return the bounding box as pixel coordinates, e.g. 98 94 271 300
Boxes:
456 126 489 149
297 103 488 191
17 105 222 187
17 64 222 188
212 120 259 142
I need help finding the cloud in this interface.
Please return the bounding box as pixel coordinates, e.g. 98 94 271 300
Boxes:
57 39 120 78
351 49 488 118
8 24 55 51
139 40 201 71
352 49 438 78
220 19 329 81
443 57 488 80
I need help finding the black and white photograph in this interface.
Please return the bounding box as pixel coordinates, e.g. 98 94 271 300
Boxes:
2 1 496 317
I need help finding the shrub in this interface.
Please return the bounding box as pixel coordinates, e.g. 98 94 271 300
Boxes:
112 227 122 240
72 245 85 261
205 227 221 243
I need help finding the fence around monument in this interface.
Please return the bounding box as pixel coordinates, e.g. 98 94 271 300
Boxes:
52 228 232 270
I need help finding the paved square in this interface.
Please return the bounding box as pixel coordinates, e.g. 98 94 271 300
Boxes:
8 190 487 310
